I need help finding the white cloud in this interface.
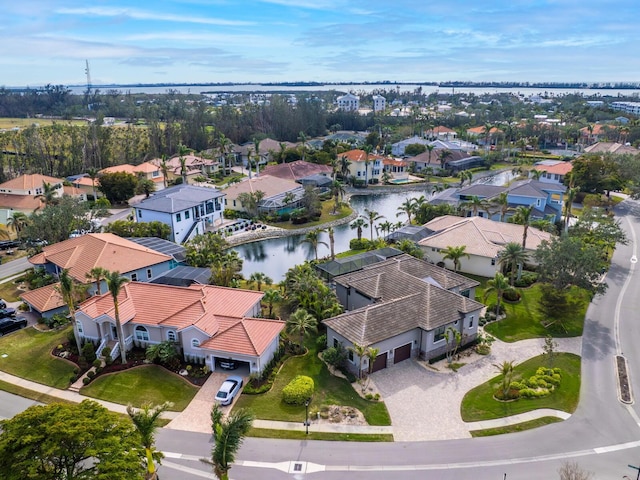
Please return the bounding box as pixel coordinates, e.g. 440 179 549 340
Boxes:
56 6 255 26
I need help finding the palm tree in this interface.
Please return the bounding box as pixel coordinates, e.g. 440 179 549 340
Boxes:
482 123 494 148
6 212 28 238
261 288 282 318
85 266 108 295
178 144 189 184
350 217 368 241
298 131 307 162
302 228 328 260
127 402 172 480
497 242 529 285
564 185 580 234
248 272 272 291
286 308 318 350
329 180 346 214
362 145 373 187
530 169 545 180
159 155 169 188
484 272 512 318
339 155 351 180
350 343 368 379
461 195 485 217
441 245 470 273
57 269 82 354
327 226 336 260
493 360 516 398
36 181 58 208
491 192 510 222
512 204 534 249
218 133 232 176
86 167 99 200
438 149 453 168
425 144 435 166
378 220 393 238
105 270 130 364
204 404 254 480
397 198 415 224
363 208 384 240
459 170 473 187
365 347 380 375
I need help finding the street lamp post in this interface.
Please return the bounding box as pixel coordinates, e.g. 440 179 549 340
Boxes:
304 398 310 435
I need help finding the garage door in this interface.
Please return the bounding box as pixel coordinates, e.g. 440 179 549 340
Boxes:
394 343 412 364
371 352 388 373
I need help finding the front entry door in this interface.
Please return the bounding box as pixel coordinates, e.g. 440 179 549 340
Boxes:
111 325 118 339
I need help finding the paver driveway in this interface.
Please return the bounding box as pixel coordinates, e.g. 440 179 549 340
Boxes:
370 336 582 442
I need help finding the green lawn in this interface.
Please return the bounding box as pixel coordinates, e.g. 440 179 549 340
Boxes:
482 284 590 342
469 416 562 437
461 353 581 422
235 346 390 426
0 277 25 302
248 428 393 442
0 326 76 389
270 201 353 230
81 365 198 411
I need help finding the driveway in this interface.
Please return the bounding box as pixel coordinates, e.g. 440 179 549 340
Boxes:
165 368 248 434
370 336 582 442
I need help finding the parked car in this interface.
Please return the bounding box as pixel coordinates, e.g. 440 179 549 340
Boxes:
214 376 244 406
219 358 238 370
0 316 27 336
0 307 16 317
0 299 6 309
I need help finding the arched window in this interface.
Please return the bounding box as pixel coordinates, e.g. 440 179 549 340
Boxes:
76 320 83 335
191 338 200 348
167 330 176 342
135 325 149 342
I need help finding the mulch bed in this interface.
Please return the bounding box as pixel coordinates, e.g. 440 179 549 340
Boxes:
616 355 632 403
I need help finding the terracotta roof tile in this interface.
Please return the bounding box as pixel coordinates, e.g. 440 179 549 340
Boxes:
0 174 63 190
28 233 172 282
533 162 573 175
0 194 42 211
260 161 332 181
20 283 65 313
341 149 384 163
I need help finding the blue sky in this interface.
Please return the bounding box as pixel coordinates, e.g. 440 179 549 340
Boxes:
3 0 639 87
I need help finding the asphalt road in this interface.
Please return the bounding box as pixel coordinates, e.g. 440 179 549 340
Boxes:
155 197 640 479
0 256 30 280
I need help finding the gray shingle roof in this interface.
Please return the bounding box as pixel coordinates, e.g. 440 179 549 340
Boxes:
135 185 224 214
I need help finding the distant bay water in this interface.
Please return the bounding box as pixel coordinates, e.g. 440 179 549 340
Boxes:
59 83 640 97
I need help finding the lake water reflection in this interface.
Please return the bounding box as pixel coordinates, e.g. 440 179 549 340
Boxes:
233 171 516 281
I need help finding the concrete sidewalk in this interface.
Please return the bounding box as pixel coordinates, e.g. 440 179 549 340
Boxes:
464 409 571 432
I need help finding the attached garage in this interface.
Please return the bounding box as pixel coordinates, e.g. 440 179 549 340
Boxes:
394 343 412 364
371 352 388 373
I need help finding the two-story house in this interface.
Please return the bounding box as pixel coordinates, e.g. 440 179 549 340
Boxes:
133 185 225 244
336 93 360 111
323 254 483 375
341 149 384 185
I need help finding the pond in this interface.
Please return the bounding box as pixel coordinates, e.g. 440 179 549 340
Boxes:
232 170 516 281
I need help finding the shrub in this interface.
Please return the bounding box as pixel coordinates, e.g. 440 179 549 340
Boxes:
278 212 291 222
92 359 102 368
316 334 328 352
322 346 347 369
338 366 357 383
82 377 91 385
503 289 521 302
44 313 70 329
87 370 96 379
82 342 97 364
486 303 505 315
514 271 538 288
101 346 111 359
282 375 314 405
349 238 370 250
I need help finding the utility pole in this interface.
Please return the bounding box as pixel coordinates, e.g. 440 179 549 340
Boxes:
85 60 93 110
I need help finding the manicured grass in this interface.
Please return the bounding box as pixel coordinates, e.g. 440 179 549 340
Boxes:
235 346 391 426
469 416 563 437
461 353 580 422
0 326 76 388
0 378 75 405
248 428 393 442
81 365 198 411
270 201 353 230
336 249 368 259
0 277 25 302
0 118 87 129
482 284 590 342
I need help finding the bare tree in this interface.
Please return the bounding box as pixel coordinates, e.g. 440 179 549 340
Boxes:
557 461 593 480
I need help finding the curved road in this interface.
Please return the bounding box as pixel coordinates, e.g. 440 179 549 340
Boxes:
3 201 639 478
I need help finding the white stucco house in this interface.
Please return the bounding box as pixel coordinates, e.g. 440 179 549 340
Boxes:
74 282 285 374
133 185 225 244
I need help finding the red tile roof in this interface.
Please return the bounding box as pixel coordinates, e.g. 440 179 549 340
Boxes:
341 149 384 162
28 233 172 282
77 282 284 356
533 162 573 175
260 160 332 181
20 283 66 313
0 174 63 190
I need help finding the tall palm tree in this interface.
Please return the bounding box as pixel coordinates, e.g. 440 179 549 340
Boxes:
105 270 130 364
350 217 368 241
482 123 494 148
378 220 393 238
261 288 282 319
286 308 318 350
441 245 470 273
329 180 346 214
127 402 172 480
564 185 580 234
327 226 336 260
159 155 169 188
57 269 82 354
339 155 351 180
425 144 435 166
204 404 254 480
362 145 373 187
218 133 232 176
365 347 380 375
484 272 512 318
461 195 485 217
512 204 534 249
497 242 529 285
86 167 99 200
298 131 307 162
302 228 328 260
493 360 516 398
491 192 510 222
397 198 415 224
85 266 108 295
363 208 384 240
349 343 368 379
36 181 58 208
438 149 453 168
178 144 189 184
